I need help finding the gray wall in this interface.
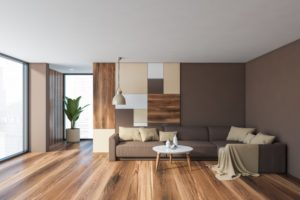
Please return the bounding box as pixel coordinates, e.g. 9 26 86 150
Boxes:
246 39 300 179
181 63 245 126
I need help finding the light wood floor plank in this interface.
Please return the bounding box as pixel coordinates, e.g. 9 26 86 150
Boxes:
0 141 298 200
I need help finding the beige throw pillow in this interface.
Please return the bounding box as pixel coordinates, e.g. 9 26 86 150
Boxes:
139 128 159 142
159 131 177 142
226 126 255 142
119 127 141 141
250 133 275 144
243 133 255 144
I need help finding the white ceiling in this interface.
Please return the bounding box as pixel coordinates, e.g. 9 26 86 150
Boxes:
1 0 300 73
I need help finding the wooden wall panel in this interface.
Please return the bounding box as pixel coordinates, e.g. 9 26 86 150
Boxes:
48 69 64 150
93 63 115 129
148 94 180 124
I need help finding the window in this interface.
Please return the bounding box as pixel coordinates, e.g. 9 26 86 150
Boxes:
65 75 93 139
0 54 28 161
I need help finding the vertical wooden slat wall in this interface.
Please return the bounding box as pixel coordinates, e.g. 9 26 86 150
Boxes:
48 69 64 150
93 63 116 129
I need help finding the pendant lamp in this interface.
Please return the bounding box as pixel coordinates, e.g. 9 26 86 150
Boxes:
112 57 126 105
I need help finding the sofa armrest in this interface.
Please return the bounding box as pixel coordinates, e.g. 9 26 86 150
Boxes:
109 133 119 161
259 143 287 173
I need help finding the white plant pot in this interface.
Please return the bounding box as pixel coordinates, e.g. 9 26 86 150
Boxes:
66 128 80 143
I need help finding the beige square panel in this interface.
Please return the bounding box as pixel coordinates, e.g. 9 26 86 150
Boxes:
163 63 180 94
116 63 147 94
134 109 148 124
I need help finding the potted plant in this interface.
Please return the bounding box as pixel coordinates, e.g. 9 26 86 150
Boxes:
64 96 89 143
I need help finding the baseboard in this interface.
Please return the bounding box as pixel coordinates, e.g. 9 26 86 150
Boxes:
287 173 300 184
48 142 65 151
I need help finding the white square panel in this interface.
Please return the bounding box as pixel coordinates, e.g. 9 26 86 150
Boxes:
148 63 163 79
133 123 148 127
115 94 147 109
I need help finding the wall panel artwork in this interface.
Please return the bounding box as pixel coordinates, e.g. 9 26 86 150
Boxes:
115 62 181 128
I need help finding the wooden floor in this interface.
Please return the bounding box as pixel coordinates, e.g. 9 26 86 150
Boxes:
0 141 299 200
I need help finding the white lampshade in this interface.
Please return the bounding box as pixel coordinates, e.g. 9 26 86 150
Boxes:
112 88 126 105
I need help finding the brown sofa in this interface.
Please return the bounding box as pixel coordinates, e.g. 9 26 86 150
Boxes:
109 126 287 173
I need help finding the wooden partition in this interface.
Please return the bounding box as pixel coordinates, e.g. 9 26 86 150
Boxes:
93 63 115 129
48 69 64 150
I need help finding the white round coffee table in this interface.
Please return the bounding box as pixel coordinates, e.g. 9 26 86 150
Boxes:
152 145 193 171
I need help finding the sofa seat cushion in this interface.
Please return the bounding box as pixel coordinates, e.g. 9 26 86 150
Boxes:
212 140 241 149
176 141 217 158
116 141 164 157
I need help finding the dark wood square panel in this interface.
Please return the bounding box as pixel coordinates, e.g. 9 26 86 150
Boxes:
148 94 180 124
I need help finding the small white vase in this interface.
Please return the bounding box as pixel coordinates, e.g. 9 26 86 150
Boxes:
173 135 178 146
166 140 171 148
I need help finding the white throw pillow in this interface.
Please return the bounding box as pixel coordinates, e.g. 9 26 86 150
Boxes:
226 126 255 142
250 133 275 144
243 133 255 144
119 127 141 141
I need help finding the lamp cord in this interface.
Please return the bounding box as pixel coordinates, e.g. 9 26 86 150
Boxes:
117 57 121 89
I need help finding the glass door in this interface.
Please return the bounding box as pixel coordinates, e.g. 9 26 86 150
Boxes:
64 75 93 139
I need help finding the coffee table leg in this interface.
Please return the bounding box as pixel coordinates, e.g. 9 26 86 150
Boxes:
186 153 191 172
156 153 160 171
169 154 172 164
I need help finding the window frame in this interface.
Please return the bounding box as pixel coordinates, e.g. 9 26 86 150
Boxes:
0 53 29 163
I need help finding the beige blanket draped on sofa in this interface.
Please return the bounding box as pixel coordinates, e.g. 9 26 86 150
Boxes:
211 144 260 180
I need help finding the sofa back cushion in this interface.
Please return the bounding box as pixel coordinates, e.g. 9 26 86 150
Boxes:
208 126 230 141
147 125 164 131
164 126 208 141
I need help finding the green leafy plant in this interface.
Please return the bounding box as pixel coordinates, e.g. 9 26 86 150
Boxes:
64 96 89 129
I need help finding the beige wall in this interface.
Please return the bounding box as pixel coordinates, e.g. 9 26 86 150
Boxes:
93 129 115 152
29 63 48 152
